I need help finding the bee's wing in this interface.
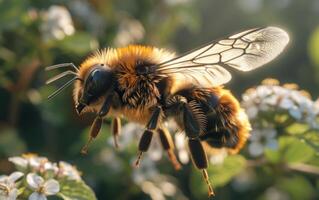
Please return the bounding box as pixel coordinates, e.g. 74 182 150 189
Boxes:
155 27 289 87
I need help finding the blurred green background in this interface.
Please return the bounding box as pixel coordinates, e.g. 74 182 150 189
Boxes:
0 0 319 199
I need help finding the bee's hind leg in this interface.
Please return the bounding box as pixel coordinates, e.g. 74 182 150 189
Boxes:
182 100 215 197
135 105 163 167
157 127 181 170
187 138 214 197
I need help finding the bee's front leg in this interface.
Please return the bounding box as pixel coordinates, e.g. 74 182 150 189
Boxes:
81 96 113 154
135 105 163 167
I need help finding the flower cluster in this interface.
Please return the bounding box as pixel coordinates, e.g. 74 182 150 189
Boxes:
241 78 319 156
41 5 75 41
0 154 82 200
26 173 60 200
113 17 145 47
9 154 81 181
0 172 23 200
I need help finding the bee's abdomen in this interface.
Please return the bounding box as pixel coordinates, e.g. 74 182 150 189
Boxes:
198 88 251 154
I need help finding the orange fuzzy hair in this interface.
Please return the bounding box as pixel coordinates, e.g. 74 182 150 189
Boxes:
73 45 174 105
204 88 251 155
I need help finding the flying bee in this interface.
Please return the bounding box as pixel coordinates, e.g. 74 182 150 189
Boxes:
46 27 289 196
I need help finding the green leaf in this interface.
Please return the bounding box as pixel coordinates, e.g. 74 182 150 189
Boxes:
58 179 97 200
280 137 315 163
276 175 315 200
0 0 27 31
0 127 26 156
190 155 246 197
309 26 319 67
285 123 309 135
264 148 281 164
298 131 319 152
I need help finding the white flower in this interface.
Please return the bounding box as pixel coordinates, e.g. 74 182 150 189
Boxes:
41 5 75 41
114 17 145 46
132 157 159 184
247 127 278 157
9 154 58 174
241 79 319 130
27 173 59 200
0 187 18 200
174 134 189 164
58 162 81 181
115 123 164 162
8 157 28 169
116 123 143 147
28 156 56 173
248 141 264 157
209 149 228 165
68 0 104 35
0 172 24 200
174 132 228 164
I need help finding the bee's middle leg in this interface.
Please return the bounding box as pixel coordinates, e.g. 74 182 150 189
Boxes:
135 105 163 167
157 127 181 170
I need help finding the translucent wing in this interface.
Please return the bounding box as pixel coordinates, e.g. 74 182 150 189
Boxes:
156 27 289 87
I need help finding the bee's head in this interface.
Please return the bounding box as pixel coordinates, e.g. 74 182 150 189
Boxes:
75 63 114 114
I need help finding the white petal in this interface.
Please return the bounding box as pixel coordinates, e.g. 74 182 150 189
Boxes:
29 192 47 200
8 157 28 168
148 139 163 161
43 179 60 195
0 175 8 182
44 162 59 173
266 139 278 150
279 97 294 109
29 157 48 170
27 173 44 190
248 142 264 157
209 149 227 165
59 162 81 180
178 149 189 164
289 107 302 120
249 129 262 142
245 106 258 119
8 188 18 200
8 172 24 183
174 134 186 149
263 128 277 139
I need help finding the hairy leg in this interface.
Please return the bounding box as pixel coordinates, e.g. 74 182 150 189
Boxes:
135 105 163 167
157 127 181 170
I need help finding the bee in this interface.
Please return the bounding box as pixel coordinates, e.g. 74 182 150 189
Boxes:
46 27 289 196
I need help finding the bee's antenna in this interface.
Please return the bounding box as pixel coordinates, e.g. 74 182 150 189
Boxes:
46 70 78 85
47 77 79 100
45 63 79 72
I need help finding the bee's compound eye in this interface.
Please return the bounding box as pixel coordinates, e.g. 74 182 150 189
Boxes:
91 69 104 84
81 67 113 105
